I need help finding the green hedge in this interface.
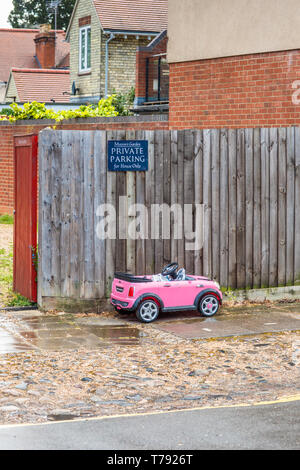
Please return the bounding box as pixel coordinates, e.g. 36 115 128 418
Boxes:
0 95 125 123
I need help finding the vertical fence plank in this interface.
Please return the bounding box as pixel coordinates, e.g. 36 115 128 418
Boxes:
261 128 270 288
203 129 212 278
211 129 220 281
253 128 261 288
154 130 164 272
269 128 278 287
60 131 72 298
106 130 117 291
295 127 300 285
115 129 127 273
170 130 178 263
145 130 155 274
278 128 287 287
135 129 146 275
94 130 107 298
184 130 195 273
177 130 185 268
45 130 62 298
82 131 95 299
228 129 237 289
219 129 229 288
245 128 254 289
163 130 171 266
194 130 203 275
69 130 82 299
50 131 62 297
125 130 136 274
286 127 295 285
236 129 246 288
38 129 52 300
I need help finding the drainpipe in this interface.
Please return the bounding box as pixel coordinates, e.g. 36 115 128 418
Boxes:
105 33 115 98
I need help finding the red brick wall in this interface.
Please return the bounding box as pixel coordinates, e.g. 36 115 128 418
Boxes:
0 117 169 215
169 49 300 129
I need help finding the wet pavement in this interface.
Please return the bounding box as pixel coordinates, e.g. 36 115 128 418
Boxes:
0 302 299 426
0 304 299 353
0 314 145 353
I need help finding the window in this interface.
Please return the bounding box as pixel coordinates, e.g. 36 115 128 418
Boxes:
79 26 91 72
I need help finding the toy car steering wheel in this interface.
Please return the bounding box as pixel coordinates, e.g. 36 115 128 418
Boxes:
162 262 179 278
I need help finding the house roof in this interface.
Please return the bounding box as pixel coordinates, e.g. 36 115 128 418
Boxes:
0 29 70 83
93 0 168 33
7 68 70 103
66 0 168 38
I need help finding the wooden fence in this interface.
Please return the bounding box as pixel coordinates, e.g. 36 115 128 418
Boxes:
38 128 300 309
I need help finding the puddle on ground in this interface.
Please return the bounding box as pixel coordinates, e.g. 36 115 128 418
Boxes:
84 325 142 345
0 327 33 353
0 315 145 353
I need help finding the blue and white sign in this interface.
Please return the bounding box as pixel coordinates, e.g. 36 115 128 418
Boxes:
108 140 148 171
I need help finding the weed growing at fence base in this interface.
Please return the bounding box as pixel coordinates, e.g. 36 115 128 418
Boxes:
0 247 32 308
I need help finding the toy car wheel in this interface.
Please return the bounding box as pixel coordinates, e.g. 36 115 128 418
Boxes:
136 299 159 323
199 294 219 317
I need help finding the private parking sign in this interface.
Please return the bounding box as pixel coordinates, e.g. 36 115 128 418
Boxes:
107 140 148 171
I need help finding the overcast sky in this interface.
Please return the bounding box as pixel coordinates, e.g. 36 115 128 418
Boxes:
0 0 13 27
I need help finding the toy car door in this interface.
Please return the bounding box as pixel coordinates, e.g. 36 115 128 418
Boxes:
162 280 199 308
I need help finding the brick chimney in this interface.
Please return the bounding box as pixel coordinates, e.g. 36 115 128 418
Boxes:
34 24 56 69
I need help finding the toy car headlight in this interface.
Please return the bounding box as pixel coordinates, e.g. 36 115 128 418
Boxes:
214 281 221 290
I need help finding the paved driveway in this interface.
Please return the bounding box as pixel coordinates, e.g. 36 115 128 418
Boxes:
152 308 300 339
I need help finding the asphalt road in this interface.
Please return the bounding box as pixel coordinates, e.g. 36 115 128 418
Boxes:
0 398 299 450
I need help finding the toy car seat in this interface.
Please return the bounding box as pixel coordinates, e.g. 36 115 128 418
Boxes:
176 268 186 280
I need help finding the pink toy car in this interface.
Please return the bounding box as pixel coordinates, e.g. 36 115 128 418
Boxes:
110 262 222 323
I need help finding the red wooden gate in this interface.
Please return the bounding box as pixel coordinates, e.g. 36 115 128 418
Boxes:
13 134 38 303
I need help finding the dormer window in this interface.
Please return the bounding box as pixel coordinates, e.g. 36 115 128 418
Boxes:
79 25 91 73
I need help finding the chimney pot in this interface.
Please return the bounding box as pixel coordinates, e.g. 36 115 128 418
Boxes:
34 27 56 69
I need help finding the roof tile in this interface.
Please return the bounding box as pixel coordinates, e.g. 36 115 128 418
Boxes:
93 0 168 33
11 68 70 103
0 29 70 82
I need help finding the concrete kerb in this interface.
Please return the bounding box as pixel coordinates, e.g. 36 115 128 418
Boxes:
0 114 169 127
223 285 300 304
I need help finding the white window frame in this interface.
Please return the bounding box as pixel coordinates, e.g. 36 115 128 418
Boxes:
79 25 91 73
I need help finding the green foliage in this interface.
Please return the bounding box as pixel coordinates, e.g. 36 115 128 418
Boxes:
111 87 135 116
0 247 13 286
0 246 34 307
31 244 38 277
0 247 13 305
8 0 75 30
0 96 120 123
0 214 14 224
0 108 15 117
6 291 33 308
